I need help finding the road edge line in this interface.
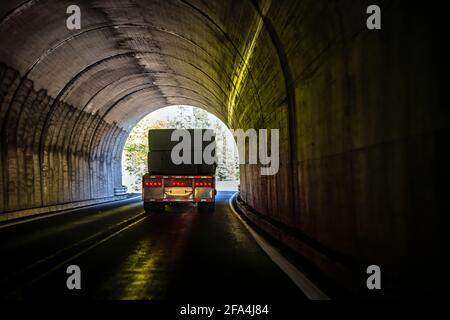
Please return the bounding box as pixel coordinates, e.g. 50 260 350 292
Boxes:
228 192 330 300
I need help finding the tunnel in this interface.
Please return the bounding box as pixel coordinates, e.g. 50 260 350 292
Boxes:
0 0 448 297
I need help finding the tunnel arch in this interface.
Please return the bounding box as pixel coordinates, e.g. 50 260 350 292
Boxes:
1 0 287 212
0 0 446 295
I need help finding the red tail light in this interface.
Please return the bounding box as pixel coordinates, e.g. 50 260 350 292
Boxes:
144 180 162 187
195 180 213 187
171 181 187 187
166 179 190 187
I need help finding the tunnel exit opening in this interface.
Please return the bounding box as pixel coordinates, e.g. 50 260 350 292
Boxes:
121 105 240 194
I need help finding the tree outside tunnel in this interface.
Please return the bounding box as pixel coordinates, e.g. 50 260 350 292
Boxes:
122 105 239 192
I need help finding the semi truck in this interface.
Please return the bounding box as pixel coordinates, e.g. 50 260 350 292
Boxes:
142 129 217 213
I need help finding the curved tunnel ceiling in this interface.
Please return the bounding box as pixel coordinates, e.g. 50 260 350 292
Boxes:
0 0 277 131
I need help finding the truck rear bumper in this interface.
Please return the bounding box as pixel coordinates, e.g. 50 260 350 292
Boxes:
145 198 215 203
144 187 215 203
143 175 216 203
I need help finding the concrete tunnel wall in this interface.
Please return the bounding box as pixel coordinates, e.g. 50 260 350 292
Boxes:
0 0 448 294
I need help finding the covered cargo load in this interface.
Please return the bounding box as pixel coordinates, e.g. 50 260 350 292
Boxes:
147 129 216 175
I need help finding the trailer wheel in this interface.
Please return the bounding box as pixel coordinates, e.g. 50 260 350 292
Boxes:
144 203 165 213
198 202 215 213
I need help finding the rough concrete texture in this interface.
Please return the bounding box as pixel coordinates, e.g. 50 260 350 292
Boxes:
0 0 448 294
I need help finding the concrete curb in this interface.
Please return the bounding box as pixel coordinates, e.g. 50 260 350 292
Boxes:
0 195 132 223
229 193 330 300
233 194 362 296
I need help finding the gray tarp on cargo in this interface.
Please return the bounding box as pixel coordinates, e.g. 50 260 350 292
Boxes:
148 129 216 175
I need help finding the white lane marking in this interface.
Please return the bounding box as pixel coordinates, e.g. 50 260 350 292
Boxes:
0 196 142 229
7 215 149 296
228 192 330 300
9 211 147 277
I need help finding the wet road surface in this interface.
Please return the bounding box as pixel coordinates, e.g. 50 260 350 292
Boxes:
0 192 306 300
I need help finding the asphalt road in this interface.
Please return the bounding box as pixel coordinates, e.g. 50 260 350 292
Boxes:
0 192 306 300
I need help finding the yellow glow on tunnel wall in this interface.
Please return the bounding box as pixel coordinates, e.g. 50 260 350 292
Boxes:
227 0 272 126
